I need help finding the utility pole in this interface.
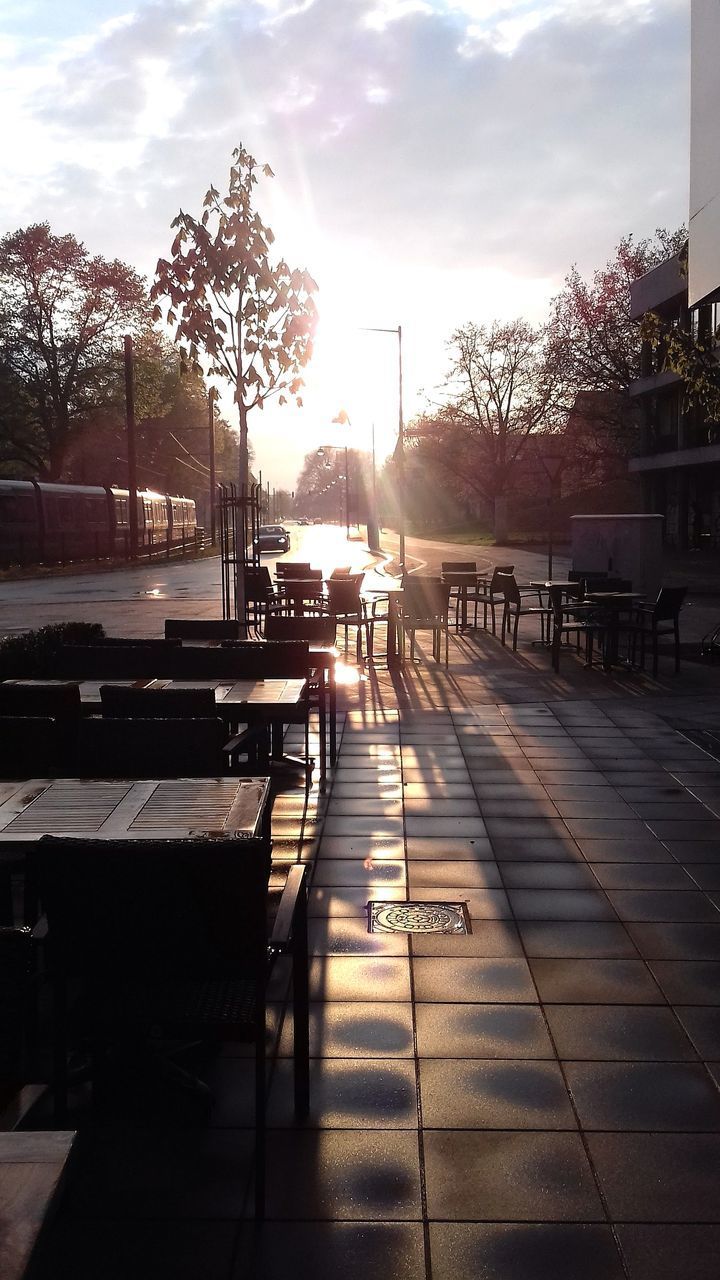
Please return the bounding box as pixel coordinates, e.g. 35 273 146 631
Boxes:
208 388 217 546
124 335 138 561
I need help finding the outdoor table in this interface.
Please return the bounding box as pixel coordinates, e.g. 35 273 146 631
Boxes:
0 1131 75 1280
0 775 271 923
385 589 404 670
274 578 326 617
441 571 480 631
584 591 644 671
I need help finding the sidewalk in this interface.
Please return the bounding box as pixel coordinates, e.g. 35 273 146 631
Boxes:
34 619 720 1280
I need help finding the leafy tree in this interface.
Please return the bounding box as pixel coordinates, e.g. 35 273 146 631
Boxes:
0 222 150 478
151 144 317 490
409 319 560 540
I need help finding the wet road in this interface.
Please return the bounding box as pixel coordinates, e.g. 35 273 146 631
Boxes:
0 523 387 636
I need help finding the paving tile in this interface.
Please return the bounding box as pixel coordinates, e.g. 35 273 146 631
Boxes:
415 1003 554 1058
317 837 405 860
648 960 720 1004
553 799 638 819
263 1130 422 1219
405 836 494 859
627 923 720 960
423 1131 603 1221
472 783 549 799
401 782 477 798
499 863 599 889
407 886 511 919
412 957 536 1002
574 836 673 862
233 1223 426 1280
507 889 616 921
309 886 406 916
545 1004 697 1061
402 767 471 783
485 818 568 840
35 1220 238 1280
311 860 406 888
410 922 523 957
586 1133 720 1221
403 798 482 817
266 1058 418 1128
563 818 649 839
308 918 408 957
405 816 487 837
518 922 636 958
663 841 720 863
419 1059 576 1128
589 863 698 890
687 865 720 890
534 768 609 784
322 816 405 838
406 861 503 889
674 1007 720 1058
565 1061 720 1130
489 836 583 861
606 890 720 923
428 1223 624 1280
308 956 411 1002
646 820 720 841
616 1225 720 1280
530 958 663 1004
278 1002 414 1059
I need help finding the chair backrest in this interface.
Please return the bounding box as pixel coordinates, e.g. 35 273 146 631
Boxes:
489 565 514 593
276 562 311 579
329 566 352 578
327 577 362 615
244 566 275 602
219 639 311 679
0 716 59 778
653 586 687 620
402 577 451 620
441 561 477 574
569 569 607 584
93 638 181 649
164 619 242 642
495 572 520 606
0 681 81 720
264 614 336 647
72 717 228 778
0 927 32 1084
56 645 172 680
100 685 217 719
37 836 269 984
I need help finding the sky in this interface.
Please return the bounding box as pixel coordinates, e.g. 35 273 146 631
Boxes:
1 0 690 489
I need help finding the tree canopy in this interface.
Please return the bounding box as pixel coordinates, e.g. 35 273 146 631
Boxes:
151 144 318 491
0 222 150 479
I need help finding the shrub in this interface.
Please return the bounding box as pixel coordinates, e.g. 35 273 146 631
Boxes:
0 622 105 678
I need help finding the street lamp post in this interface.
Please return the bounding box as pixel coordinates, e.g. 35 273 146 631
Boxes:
360 325 404 572
539 444 566 581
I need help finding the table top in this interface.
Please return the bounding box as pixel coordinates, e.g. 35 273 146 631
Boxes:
4 678 306 709
0 777 270 842
585 591 643 603
0 1131 75 1280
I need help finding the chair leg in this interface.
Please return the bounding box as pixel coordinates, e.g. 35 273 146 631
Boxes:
674 619 680 674
501 605 507 646
292 886 310 1120
254 984 267 1220
652 625 659 678
513 612 520 653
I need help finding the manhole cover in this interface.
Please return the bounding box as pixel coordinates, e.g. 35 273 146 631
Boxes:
368 900 470 935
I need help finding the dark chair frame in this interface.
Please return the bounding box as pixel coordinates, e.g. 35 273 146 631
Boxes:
164 619 242 642
36 836 309 1219
498 573 552 651
469 565 515 633
629 586 687 676
397 578 451 666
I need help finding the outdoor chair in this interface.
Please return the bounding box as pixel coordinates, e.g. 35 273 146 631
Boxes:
244 566 279 630
326 576 371 663
397 577 451 666
272 576 326 618
498 573 552 651
468 565 515 633
628 586 687 676
100 685 217 719
36 835 309 1219
219 640 313 778
71 716 254 779
263 614 336 648
0 716 59 779
164 619 242 642
275 562 312 580
92 637 181 649
441 562 477 631
548 585 596 673
56 644 172 680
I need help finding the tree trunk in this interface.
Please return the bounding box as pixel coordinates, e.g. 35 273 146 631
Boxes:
493 494 509 544
236 402 249 634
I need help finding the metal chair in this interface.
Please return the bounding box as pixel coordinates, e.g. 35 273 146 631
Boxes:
99 685 217 719
397 578 451 666
71 717 249 778
326 576 371 663
164 619 242 642
629 586 687 676
0 926 44 1127
468 565 515 633
498 573 552 651
37 835 309 1219
548 585 596 673
441 562 477 631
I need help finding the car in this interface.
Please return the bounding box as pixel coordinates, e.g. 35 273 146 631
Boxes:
254 524 291 552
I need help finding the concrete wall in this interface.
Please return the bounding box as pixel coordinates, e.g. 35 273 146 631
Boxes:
690 0 720 306
570 515 664 596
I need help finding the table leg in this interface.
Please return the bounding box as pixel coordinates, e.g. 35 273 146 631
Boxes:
329 662 337 765
387 596 400 670
317 667 327 786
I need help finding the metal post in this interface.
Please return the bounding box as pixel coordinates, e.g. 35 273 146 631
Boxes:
208 390 217 546
124 335 138 561
397 324 405 573
345 445 350 540
547 485 554 581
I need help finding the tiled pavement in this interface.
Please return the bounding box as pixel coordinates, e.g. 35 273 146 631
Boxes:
33 639 720 1279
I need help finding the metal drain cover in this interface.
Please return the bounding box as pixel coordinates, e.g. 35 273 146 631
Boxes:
368 900 470 935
